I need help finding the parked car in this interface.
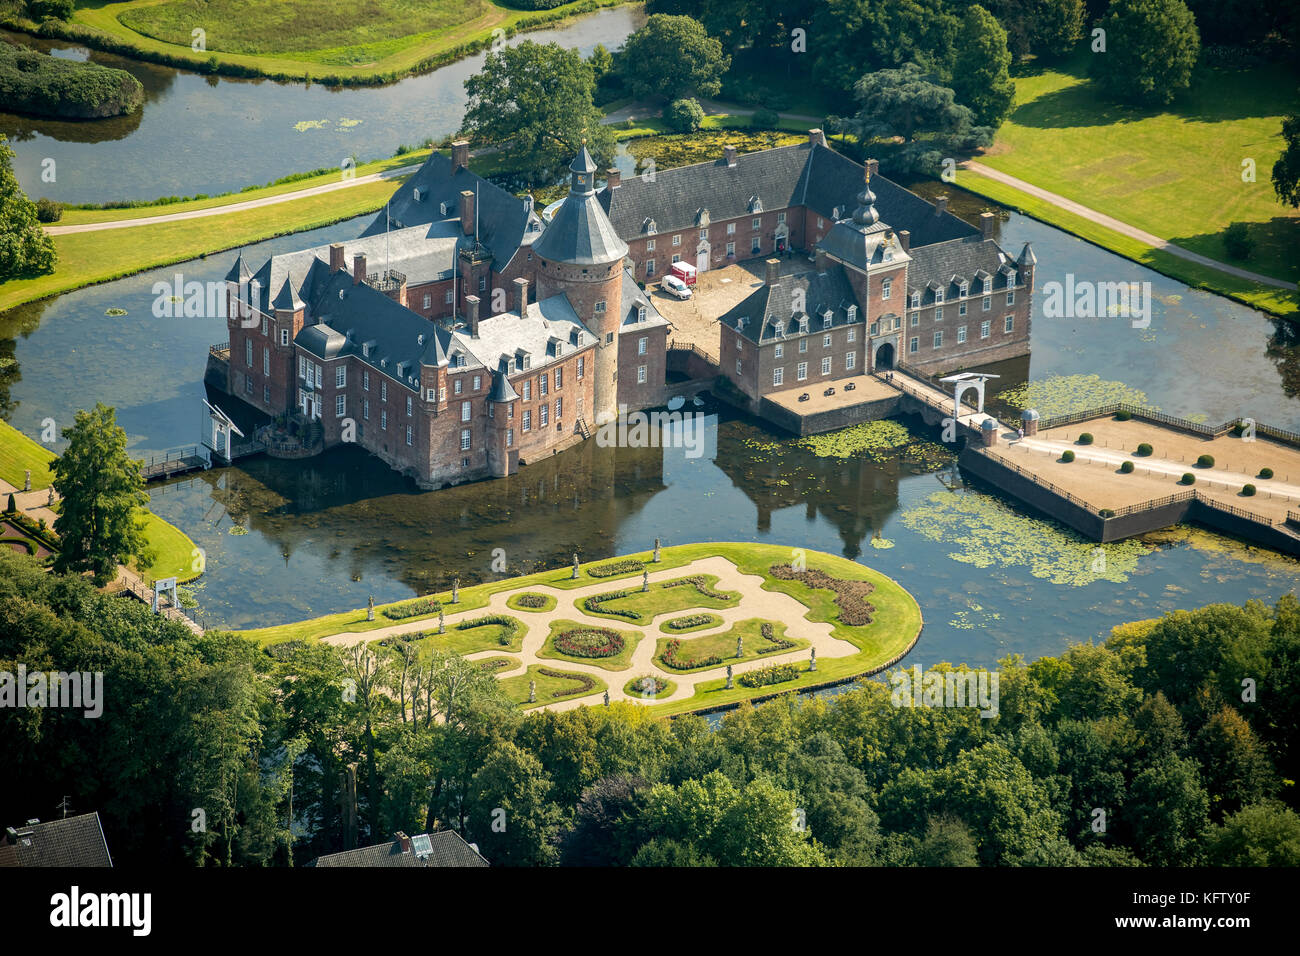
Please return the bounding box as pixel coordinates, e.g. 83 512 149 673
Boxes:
662 275 693 299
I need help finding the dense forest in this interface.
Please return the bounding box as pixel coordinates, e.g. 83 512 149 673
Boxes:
3 547 1298 866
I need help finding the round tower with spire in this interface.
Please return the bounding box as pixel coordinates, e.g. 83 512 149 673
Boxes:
532 143 629 426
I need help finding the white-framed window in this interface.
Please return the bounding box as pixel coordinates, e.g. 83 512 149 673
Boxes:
245 339 253 367
461 400 471 422
726 242 735 256
910 336 919 354
381 409 387 430
381 381 388 401
439 386 446 402
556 368 563 388
523 410 531 432
261 316 268 336
847 327 856 342
983 296 992 311
478 276 486 292
647 239 656 251
423 293 431 309
777 212 786 223
935 307 944 321
638 337 647 355
336 366 346 388
845 352 856 370
910 313 919 327
472 374 480 391
363 370 370 391
933 330 943 349
671 254 681 264
1007 290 1015 305
981 320 991 339
406 425 413 446
299 356 308 379
959 283 969 298
799 338 808 353
540 374 548 397
263 384 270 404
363 398 370 420
523 381 531 401
737 339 744 354
646 259 656 276
1005 314 1014 333
263 347 270 375
1008 270 1018 286
700 228 707 239
823 333 832 347
577 357 585 379
821 356 832 375
751 239 761 255
280 329 289 346
910 291 920 308
773 366 784 386
672 234 681 246
445 290 454 304
983 277 993 294
726 223 736 235
959 303 967 316
957 326 967 344
934 289 944 304
823 313 833 330
796 362 807 381
245 375 253 395
882 278 892 299
460 429 470 451
752 217 761 230
774 343 784 358
406 395 413 416
454 379 463 395
507 428 514 447
555 397 562 419
336 394 346 417
736 359 743 374
540 403 549 426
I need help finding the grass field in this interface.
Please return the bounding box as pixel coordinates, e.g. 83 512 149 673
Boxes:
972 54 1299 289
538 619 643 671
409 615 524 658
654 618 807 670
0 418 200 582
580 573 740 623
45 0 628 82
501 663 608 709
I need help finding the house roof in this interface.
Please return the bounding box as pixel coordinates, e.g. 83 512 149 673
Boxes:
532 147 628 266
455 292 596 373
906 236 1022 304
619 269 669 330
308 830 488 868
718 267 862 344
0 813 112 868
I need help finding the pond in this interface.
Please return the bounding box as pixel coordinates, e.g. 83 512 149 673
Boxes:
0 4 646 203
1 201 1297 668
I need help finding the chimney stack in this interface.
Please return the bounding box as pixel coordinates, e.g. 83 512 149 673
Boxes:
935 196 949 215
815 247 829 274
898 229 911 252
451 140 470 171
465 294 480 337
765 257 781 286
329 243 345 274
513 277 529 316
866 158 879 178
352 253 366 286
980 211 995 240
724 144 737 167
808 128 826 147
460 190 475 237
395 831 412 854
605 167 621 190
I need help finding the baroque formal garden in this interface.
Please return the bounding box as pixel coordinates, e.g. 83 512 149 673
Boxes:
243 542 923 716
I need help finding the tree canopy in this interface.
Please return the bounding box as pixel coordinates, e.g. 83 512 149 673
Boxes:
1093 0 1201 106
0 134 56 281
951 4 1016 127
617 14 730 102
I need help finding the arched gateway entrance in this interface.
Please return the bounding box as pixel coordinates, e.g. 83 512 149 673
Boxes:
874 342 895 370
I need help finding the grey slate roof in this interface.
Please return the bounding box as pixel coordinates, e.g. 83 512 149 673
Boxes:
0 813 112 868
906 236 1022 305
487 369 520 403
309 830 488 868
454 292 595 373
532 147 628 266
224 251 252 283
599 142 977 250
368 150 542 272
719 267 863 344
619 270 669 330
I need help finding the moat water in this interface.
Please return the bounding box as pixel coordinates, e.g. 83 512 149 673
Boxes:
3 196 1297 665
0 5 646 203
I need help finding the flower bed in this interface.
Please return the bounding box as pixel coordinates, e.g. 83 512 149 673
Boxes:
554 626 626 659
583 589 641 620
383 595 441 620
768 565 876 626
663 575 733 600
755 621 795 654
537 667 597 698
626 675 670 698
665 613 720 631
587 559 644 578
738 662 801 688
659 638 723 671
511 592 552 609
457 614 523 647
478 657 515 672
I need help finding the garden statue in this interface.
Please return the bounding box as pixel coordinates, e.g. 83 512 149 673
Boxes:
653 538 661 563
24 469 31 492
603 690 610 707
572 553 580 579
452 577 459 603
642 569 649 592
736 635 743 658
367 595 374 621
726 664 734 690
810 648 817 672
438 606 445 635
528 680 536 704
47 488 54 507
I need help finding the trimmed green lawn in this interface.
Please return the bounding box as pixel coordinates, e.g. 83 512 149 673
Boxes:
404 614 524 659
500 663 607 710
623 674 676 700
475 655 523 675
655 618 806 671
537 619 642 672
659 612 724 634
977 54 1300 285
580 573 740 623
506 591 557 613
0 419 54 490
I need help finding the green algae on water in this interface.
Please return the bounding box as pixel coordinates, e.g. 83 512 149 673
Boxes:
998 374 1157 418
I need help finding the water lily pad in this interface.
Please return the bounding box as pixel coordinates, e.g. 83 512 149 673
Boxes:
228 525 248 535
998 374 1156 418
293 119 329 132
105 308 127 316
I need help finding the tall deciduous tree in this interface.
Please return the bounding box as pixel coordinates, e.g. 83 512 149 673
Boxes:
843 62 993 174
617 14 729 102
461 41 615 184
1093 0 1200 106
51 402 150 585
951 5 1016 127
1272 113 1300 207
812 0 961 97
0 134 56 280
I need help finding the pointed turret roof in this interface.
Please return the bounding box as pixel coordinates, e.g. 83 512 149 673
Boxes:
487 369 520 403
272 270 306 311
532 144 628 266
225 251 253 283
1017 242 1037 265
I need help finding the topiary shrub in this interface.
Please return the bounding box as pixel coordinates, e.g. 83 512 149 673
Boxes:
1259 467 1273 479
1120 460 1134 473
1196 454 1215 468
1115 410 1132 421
1242 484 1257 496
1077 433 1093 444
5 493 14 513
1181 473 1196 485
1061 450 1075 462
35 197 63 223
738 662 800 688
1136 443 1153 456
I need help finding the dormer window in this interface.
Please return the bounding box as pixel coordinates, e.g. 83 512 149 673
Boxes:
910 291 920 308
847 305 857 322
822 311 833 329
508 358 516 374
1008 270 1017 286
959 282 969 297
555 342 564 357
637 305 647 322
983 277 993 294
362 342 371 358
522 355 531 371
799 316 810 334
934 289 944 304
